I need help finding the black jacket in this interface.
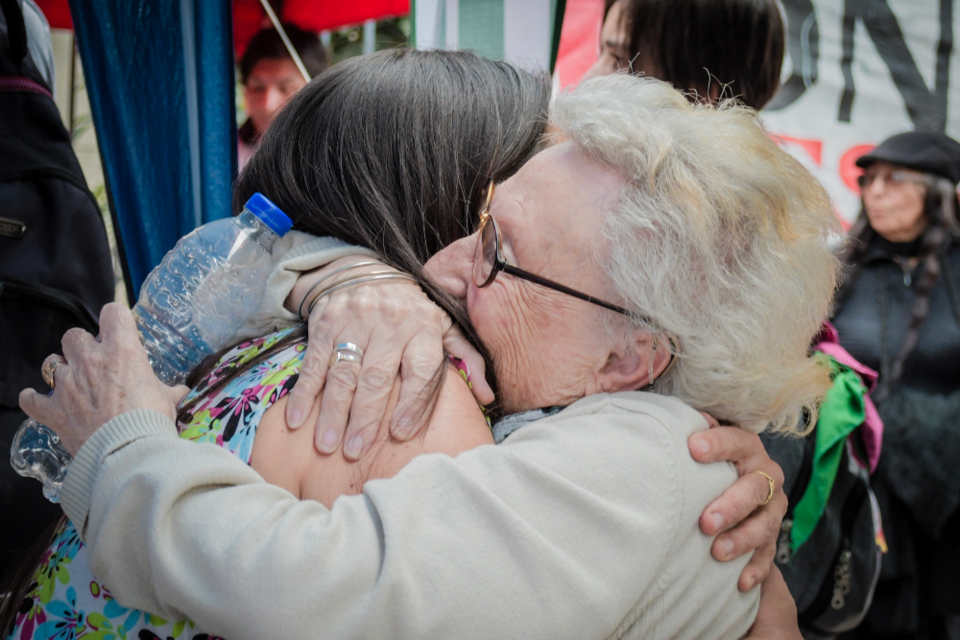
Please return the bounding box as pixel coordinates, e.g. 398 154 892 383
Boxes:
832 236 960 396
832 236 960 637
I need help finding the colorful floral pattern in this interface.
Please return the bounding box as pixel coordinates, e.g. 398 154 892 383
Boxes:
6 328 306 640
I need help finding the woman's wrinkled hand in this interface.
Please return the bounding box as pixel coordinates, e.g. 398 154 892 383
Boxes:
688 420 787 592
284 260 493 461
18 303 189 456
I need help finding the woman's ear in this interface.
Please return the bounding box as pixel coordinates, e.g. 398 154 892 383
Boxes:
595 331 672 393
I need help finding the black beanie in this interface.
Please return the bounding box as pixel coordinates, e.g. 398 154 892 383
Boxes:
856 131 960 184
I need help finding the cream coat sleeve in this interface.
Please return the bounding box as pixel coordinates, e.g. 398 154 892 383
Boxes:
61 394 758 640
232 231 378 341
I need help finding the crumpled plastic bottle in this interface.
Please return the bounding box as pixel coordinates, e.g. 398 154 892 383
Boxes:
11 193 293 502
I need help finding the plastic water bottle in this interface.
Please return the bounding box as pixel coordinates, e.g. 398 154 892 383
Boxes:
11 193 293 502
135 193 293 384
10 422 72 503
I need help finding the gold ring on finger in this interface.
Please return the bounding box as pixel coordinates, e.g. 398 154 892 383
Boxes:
753 470 776 506
41 360 64 390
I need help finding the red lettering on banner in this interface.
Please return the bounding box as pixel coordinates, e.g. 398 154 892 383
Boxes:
839 144 876 193
772 134 824 167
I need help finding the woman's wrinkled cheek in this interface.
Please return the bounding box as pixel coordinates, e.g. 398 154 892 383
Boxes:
469 282 544 409
475 284 535 357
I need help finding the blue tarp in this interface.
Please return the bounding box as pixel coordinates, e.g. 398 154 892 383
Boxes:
68 0 236 299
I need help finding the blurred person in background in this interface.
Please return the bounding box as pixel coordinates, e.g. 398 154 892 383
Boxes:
238 23 329 170
833 131 960 640
580 0 784 109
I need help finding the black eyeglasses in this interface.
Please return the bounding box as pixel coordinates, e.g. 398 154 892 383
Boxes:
472 182 637 318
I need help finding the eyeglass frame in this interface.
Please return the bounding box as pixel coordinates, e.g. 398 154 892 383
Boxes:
857 169 932 190
472 181 641 320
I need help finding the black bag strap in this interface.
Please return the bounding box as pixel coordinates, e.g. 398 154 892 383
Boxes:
785 429 816 517
797 467 871 626
0 0 27 64
0 0 48 88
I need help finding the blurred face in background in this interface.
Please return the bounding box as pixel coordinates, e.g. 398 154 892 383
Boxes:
243 57 307 134
582 1 630 81
861 161 928 243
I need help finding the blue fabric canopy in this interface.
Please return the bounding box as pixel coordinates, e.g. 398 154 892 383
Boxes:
67 0 236 299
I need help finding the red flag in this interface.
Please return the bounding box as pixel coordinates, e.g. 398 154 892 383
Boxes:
283 0 409 33
33 0 72 29
34 0 410 57
554 0 603 88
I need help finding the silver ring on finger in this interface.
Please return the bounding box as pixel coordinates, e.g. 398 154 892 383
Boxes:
329 350 363 368
335 342 365 359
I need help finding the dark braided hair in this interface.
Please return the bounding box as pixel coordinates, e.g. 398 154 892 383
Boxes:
836 176 960 402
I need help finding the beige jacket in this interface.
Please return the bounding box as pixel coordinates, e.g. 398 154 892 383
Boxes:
62 392 759 640
231 230 378 341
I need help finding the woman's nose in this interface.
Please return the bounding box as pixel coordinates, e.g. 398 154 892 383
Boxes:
423 234 477 300
264 87 287 117
866 175 888 196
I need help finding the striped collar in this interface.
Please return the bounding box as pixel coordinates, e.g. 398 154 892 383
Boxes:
491 406 566 444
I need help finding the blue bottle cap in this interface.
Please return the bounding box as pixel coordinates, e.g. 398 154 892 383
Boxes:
244 193 293 237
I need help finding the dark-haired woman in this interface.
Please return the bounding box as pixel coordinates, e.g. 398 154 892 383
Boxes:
581 0 784 109
833 131 960 640
1 48 549 640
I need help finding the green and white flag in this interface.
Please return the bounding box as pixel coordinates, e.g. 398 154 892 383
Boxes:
413 0 564 72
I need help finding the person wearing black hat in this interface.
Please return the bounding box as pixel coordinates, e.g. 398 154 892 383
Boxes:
833 130 960 640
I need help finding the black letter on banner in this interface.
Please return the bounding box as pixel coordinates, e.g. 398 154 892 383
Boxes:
838 0 953 131
767 0 819 111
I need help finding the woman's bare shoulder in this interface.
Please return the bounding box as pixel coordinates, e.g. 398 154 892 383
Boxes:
250 364 493 508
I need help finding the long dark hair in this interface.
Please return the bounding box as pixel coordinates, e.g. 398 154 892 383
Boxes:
177 49 550 417
1 49 550 636
238 48 547 271
836 175 960 401
604 0 784 109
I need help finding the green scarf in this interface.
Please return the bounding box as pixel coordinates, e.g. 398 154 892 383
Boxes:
790 355 866 550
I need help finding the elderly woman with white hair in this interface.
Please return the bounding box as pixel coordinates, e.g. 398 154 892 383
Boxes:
21 75 838 640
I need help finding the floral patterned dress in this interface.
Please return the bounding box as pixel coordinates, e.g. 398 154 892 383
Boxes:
6 328 306 640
